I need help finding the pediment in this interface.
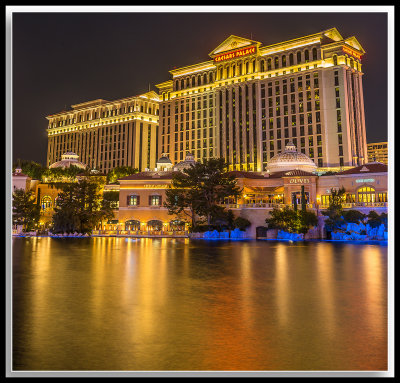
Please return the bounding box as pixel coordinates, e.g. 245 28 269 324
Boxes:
344 36 365 54
209 35 261 57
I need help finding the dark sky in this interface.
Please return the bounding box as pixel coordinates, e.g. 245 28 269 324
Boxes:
12 11 388 165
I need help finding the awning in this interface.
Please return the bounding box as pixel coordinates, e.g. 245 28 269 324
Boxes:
245 186 283 193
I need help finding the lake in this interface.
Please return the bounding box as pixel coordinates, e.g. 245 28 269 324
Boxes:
12 237 387 372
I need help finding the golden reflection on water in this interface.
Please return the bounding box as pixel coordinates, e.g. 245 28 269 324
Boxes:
12 238 388 371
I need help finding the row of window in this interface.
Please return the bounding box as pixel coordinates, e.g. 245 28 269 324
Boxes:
50 103 159 128
320 188 387 205
174 47 320 91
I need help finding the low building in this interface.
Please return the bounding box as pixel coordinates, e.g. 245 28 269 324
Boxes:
101 144 387 238
12 168 32 192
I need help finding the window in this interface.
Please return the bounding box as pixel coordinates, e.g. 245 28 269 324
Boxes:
41 196 52 210
357 187 376 203
150 195 161 206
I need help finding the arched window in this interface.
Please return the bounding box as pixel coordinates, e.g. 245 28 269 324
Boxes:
267 58 272 71
125 220 140 231
312 47 317 61
180 79 184 90
147 220 163 231
357 186 376 203
245 61 249 74
333 54 338 66
297 51 302 64
282 55 286 67
252 60 256 73
219 67 223 80
191 76 195 87
203 73 208 84
260 60 265 72
41 196 52 210
232 64 236 76
289 53 294 66
274 56 279 69
175 80 179 91
304 49 309 63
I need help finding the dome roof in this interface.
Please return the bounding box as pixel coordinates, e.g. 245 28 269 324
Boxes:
156 154 172 164
173 152 196 171
49 152 87 169
266 141 317 174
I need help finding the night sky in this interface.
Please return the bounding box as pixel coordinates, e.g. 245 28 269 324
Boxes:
12 11 388 166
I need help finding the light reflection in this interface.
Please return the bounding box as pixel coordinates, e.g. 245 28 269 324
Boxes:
275 243 289 328
315 243 337 339
12 238 388 371
360 246 386 337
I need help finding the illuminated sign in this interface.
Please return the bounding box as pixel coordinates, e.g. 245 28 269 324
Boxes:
355 178 375 183
143 184 168 188
289 178 310 184
342 46 362 60
214 46 257 63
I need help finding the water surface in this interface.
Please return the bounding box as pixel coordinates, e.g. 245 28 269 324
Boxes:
12 237 387 371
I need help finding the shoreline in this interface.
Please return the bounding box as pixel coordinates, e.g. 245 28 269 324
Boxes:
12 234 388 244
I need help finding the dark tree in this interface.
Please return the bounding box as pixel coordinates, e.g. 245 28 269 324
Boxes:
12 189 40 231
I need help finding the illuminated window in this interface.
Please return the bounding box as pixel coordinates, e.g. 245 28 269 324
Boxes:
357 187 376 203
127 195 140 206
41 196 52 210
149 195 161 206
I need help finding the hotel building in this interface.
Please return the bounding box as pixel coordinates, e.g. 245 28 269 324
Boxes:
156 27 368 171
367 142 388 164
46 91 160 173
96 147 387 239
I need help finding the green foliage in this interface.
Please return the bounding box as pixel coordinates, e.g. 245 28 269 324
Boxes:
165 158 241 228
12 189 40 231
209 206 235 231
13 159 45 180
342 209 366 224
321 187 346 231
42 165 87 183
103 190 120 210
51 179 114 234
367 211 388 229
233 216 251 231
106 166 138 184
266 206 318 234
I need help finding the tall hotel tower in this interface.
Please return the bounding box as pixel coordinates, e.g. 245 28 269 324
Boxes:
156 28 368 171
46 91 160 173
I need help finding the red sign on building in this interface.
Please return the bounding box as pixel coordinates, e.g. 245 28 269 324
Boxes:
214 46 257 63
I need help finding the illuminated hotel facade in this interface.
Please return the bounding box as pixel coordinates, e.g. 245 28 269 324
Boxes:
46 28 369 174
156 28 368 171
46 91 160 173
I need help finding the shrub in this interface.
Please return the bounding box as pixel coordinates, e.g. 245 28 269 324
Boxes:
342 209 366 224
233 217 251 231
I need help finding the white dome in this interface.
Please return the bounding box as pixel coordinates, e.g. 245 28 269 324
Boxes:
266 141 317 174
49 152 87 169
